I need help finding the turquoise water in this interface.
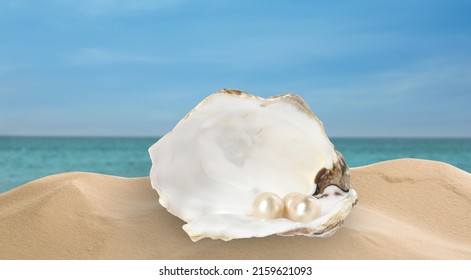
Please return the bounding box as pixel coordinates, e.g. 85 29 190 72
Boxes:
332 138 471 171
0 137 470 193
0 137 157 193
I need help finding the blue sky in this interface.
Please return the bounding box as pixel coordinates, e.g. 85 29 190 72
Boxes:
1 0 470 137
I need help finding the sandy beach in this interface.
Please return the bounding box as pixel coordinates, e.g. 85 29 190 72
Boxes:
0 158 470 259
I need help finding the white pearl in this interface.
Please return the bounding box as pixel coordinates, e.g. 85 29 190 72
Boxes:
252 192 284 219
282 192 303 218
286 195 321 222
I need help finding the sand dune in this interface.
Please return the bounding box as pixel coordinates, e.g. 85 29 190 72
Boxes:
1 159 470 259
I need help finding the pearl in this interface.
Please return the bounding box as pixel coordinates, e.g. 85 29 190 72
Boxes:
286 195 321 222
252 192 284 219
282 192 303 218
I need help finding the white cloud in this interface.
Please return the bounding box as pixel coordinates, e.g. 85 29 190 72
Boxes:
66 48 161 65
0 64 10 75
302 56 471 136
0 0 183 16
55 0 182 16
307 56 471 108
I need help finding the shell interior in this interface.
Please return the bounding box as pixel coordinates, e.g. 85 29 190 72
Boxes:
149 89 358 241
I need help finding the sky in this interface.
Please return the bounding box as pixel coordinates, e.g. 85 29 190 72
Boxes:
0 0 470 137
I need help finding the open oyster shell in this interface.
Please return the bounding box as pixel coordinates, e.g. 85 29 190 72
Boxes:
149 89 358 241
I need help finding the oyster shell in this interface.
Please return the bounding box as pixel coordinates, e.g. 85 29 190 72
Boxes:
149 89 358 241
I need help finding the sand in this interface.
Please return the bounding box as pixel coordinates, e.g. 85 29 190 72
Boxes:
1 158 470 259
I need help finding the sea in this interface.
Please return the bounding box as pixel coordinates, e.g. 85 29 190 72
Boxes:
0 136 470 193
